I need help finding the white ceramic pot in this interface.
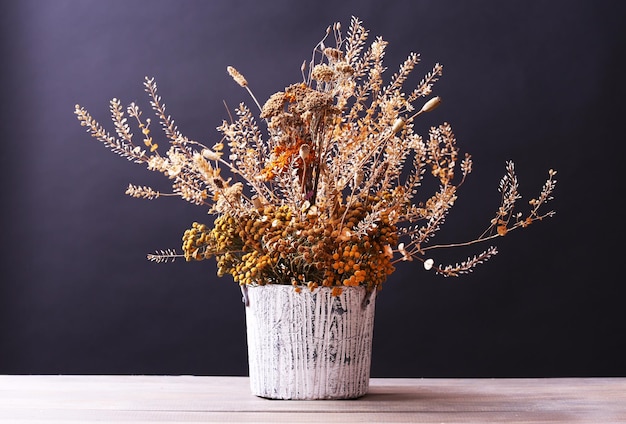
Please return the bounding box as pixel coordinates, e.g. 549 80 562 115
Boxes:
244 284 376 399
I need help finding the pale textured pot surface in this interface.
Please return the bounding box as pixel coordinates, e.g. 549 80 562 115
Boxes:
244 285 377 400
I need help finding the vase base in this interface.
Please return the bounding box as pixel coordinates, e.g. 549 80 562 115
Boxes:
252 391 368 400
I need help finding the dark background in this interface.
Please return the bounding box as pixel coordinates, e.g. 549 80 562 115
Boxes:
1 0 625 378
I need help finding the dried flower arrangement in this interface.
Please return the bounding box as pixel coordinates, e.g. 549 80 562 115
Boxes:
74 17 556 296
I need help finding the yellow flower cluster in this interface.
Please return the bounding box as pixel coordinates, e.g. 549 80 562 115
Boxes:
181 199 398 294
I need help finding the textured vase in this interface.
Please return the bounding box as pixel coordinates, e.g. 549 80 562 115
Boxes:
244 284 377 400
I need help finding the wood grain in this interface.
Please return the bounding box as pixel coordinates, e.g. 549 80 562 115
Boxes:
1 376 624 423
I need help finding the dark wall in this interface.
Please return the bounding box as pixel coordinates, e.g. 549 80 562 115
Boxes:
1 0 624 377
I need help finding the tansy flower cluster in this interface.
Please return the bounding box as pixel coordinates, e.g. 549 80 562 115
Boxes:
74 17 557 295
180 198 398 293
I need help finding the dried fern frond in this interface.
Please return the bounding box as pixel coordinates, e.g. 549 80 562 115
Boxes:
110 98 133 142
434 246 499 277
344 16 370 70
408 63 444 102
144 77 182 143
125 184 160 200
75 104 146 164
147 249 182 263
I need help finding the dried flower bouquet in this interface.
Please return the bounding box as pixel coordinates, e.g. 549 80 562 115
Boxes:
74 17 556 295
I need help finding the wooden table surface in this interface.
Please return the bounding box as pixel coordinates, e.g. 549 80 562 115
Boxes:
1 375 624 423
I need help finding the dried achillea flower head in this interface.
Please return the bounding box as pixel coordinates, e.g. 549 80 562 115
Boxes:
301 90 335 112
312 64 337 82
75 16 557 293
260 92 287 119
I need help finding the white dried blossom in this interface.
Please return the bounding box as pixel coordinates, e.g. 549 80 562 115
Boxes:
424 258 434 270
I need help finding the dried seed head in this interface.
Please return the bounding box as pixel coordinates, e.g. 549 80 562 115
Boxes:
202 149 221 161
227 66 248 87
421 96 441 113
212 177 224 189
392 117 405 134
299 144 311 161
